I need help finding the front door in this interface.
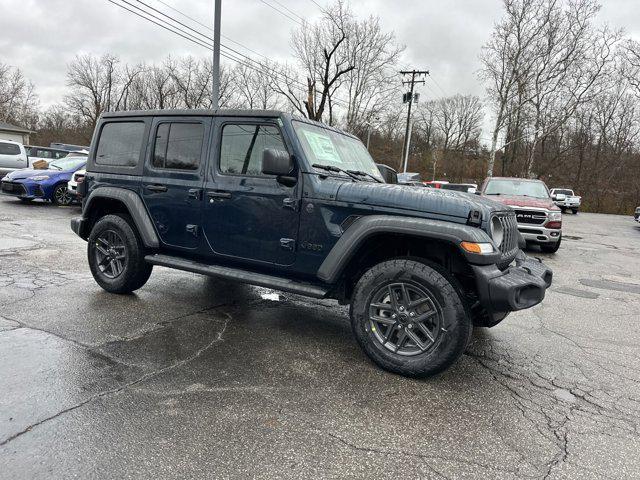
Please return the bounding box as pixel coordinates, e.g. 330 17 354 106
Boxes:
201 118 300 266
141 116 210 251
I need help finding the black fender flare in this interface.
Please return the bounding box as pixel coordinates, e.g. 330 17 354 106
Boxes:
81 187 160 248
316 215 498 284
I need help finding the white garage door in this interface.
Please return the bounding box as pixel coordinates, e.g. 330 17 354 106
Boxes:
0 132 25 143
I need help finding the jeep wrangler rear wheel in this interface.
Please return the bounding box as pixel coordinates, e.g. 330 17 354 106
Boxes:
88 214 153 294
350 259 472 377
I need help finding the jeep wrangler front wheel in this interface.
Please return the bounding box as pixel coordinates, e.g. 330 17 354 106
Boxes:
87 214 153 294
350 259 472 378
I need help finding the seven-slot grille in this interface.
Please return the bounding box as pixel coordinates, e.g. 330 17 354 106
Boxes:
514 209 547 225
495 212 519 264
1 181 26 195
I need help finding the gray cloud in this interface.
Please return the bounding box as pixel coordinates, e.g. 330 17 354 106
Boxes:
1 0 638 110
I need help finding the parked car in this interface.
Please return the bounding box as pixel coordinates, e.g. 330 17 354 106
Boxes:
68 168 86 199
70 109 552 378
550 188 581 214
1 156 86 205
479 177 562 253
397 172 422 185
25 145 73 166
50 142 90 153
0 140 29 175
440 183 478 194
635 206 640 223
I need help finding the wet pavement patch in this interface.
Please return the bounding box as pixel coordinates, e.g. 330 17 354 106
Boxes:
579 278 640 294
553 286 599 299
563 235 583 240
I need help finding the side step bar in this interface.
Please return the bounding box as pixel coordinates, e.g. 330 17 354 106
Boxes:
145 254 329 299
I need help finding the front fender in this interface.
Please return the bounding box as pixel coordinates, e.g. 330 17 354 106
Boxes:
317 215 499 284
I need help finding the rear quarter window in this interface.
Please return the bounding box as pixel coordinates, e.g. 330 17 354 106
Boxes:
96 122 145 167
0 142 20 155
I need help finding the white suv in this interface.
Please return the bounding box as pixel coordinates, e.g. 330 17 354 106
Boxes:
0 140 29 175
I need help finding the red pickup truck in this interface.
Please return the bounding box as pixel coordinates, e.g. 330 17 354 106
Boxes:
479 177 562 253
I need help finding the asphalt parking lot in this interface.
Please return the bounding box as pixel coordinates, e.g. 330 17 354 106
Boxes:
1 196 639 479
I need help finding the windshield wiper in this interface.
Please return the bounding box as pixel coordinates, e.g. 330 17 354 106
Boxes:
49 165 62 170
347 169 382 183
312 163 362 182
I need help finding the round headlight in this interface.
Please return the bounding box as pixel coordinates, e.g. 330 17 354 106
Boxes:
491 216 504 248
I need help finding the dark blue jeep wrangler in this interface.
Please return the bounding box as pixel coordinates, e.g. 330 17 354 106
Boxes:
71 109 552 377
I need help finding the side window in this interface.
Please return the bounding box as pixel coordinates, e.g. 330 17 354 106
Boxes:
96 121 145 167
219 124 287 176
0 142 20 155
152 122 203 170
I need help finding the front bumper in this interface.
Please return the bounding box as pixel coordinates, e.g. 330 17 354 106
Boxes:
518 224 561 244
71 216 88 239
1 179 47 199
472 251 552 326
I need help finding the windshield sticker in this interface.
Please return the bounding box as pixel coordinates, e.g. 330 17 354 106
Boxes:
302 130 342 164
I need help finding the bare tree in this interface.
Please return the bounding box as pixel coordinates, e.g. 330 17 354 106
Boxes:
287 0 355 123
0 62 39 128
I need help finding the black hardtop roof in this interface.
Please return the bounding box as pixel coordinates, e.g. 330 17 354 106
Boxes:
99 109 358 139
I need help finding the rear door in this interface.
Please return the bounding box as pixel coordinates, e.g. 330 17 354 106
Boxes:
141 116 211 251
201 117 300 266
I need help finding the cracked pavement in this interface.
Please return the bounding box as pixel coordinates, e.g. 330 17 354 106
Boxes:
1 196 639 479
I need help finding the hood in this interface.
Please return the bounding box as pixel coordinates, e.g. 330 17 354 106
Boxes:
484 194 559 211
5 168 66 181
335 182 510 219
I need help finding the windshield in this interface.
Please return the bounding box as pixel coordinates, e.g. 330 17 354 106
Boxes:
484 179 550 198
553 189 573 196
49 156 86 171
292 121 383 181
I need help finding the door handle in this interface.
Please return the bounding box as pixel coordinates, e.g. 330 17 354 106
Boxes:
283 197 298 211
188 188 202 200
207 190 232 200
146 184 168 193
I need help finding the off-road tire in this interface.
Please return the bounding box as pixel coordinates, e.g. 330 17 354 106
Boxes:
541 236 561 253
572 209 578 214
350 259 472 378
88 213 153 294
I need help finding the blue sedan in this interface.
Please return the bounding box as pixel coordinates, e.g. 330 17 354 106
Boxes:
0 156 87 205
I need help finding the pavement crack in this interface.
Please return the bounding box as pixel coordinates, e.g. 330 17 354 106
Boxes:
0 313 231 447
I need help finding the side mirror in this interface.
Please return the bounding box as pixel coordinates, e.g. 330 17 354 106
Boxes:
262 149 295 185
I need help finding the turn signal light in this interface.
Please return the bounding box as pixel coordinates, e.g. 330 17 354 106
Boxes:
460 242 494 254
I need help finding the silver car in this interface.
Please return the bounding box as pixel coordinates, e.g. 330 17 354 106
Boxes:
0 140 29 175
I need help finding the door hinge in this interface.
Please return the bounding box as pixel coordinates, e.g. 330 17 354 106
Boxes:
186 224 199 237
280 238 295 251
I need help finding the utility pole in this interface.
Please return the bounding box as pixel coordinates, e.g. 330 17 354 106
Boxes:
399 69 428 172
211 0 222 110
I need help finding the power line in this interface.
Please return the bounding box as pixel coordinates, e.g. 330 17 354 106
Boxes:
107 0 352 108
308 0 323 9
258 0 304 26
153 0 271 61
269 0 306 23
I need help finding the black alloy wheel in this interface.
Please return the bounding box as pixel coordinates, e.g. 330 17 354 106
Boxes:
93 229 127 279
368 282 443 356
52 184 73 206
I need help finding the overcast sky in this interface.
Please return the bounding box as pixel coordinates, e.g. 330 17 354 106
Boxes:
1 0 640 115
